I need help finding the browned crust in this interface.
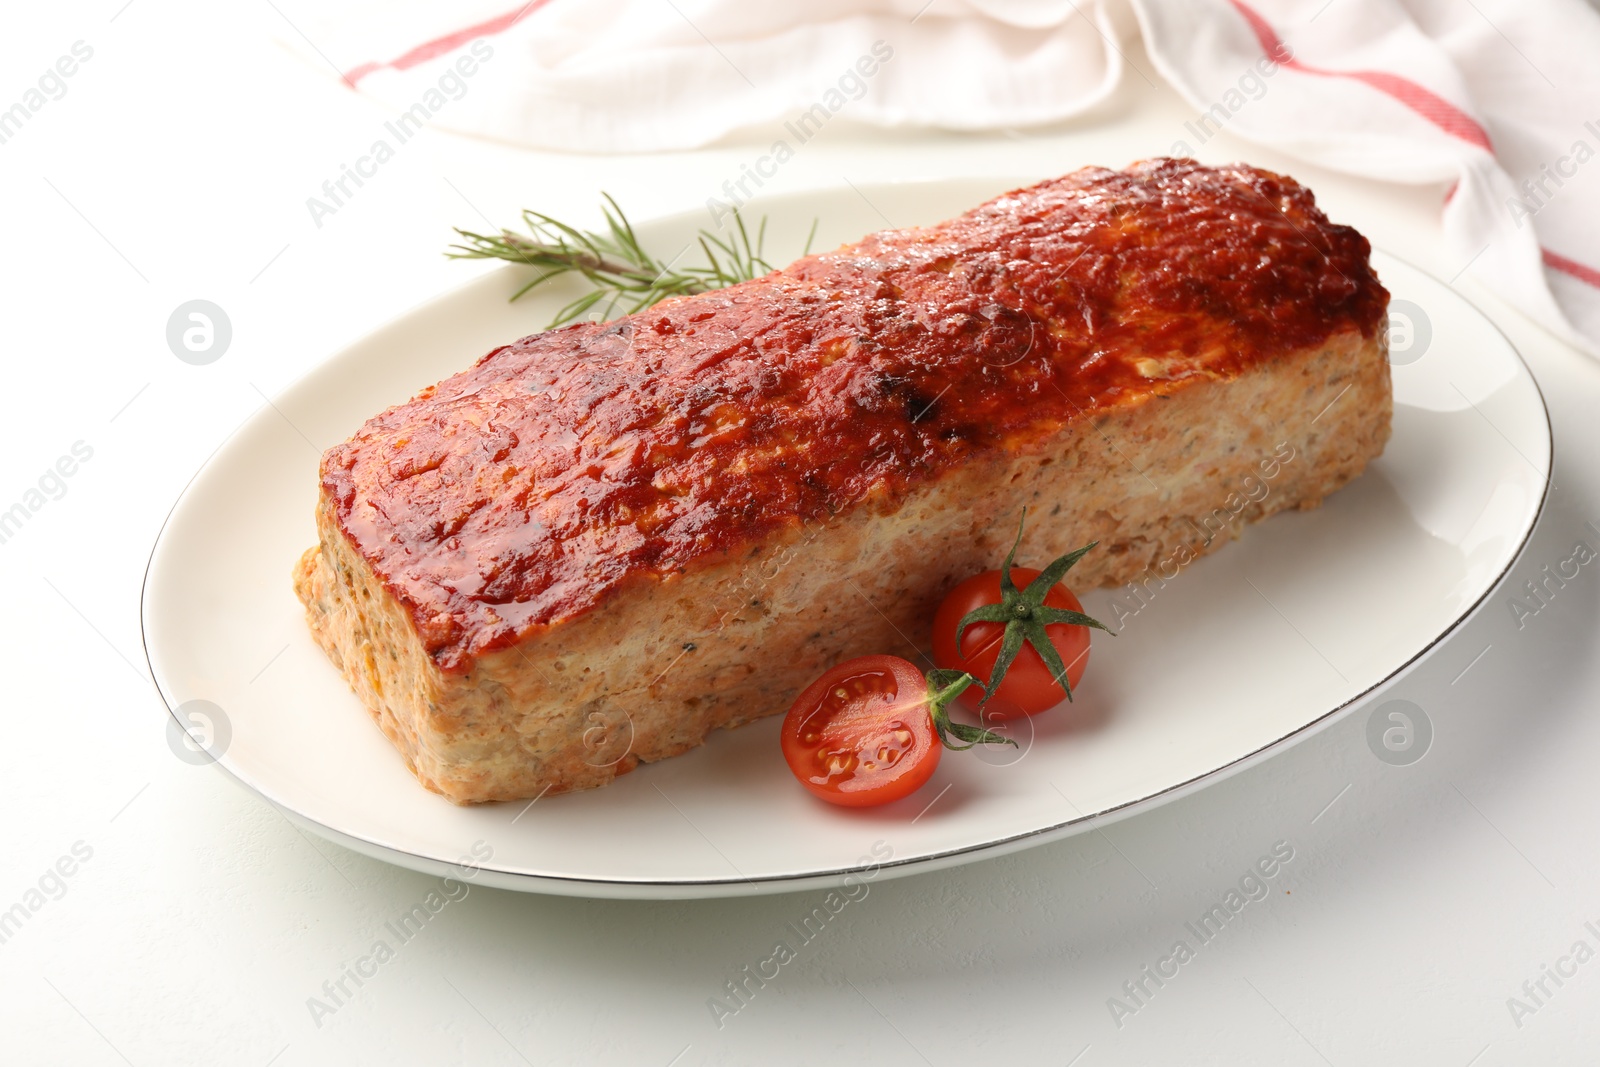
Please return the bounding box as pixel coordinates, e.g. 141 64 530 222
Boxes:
318 161 1388 674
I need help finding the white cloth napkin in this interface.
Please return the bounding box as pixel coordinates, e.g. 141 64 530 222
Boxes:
287 0 1600 353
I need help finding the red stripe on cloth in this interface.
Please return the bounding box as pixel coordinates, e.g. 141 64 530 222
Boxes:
341 62 382 86
1225 0 1493 153
341 0 554 87
1544 248 1600 290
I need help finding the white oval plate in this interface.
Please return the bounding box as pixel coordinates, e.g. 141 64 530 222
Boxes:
142 179 1551 899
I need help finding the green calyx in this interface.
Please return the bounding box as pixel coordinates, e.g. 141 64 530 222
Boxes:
956 508 1114 711
924 669 1016 751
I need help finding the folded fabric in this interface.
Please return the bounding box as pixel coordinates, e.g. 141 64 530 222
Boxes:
283 0 1600 353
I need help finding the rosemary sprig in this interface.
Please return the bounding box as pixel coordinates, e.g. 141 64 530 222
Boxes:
447 194 817 327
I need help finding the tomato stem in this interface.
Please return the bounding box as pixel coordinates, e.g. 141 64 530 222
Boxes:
925 668 1016 751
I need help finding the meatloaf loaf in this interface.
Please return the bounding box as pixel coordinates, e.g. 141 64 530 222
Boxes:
294 158 1392 804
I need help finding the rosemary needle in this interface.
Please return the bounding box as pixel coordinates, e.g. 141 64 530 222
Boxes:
447 193 818 327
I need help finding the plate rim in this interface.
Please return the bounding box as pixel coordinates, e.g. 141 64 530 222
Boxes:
139 187 1556 897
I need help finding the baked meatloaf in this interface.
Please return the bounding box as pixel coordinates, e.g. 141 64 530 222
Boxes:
295 158 1392 804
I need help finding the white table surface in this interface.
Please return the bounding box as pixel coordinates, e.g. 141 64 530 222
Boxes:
5 6 1599 1065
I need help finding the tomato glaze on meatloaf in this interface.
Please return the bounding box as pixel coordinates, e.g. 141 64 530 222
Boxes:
320 158 1386 673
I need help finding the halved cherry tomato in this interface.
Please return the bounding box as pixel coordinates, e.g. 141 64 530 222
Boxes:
780 656 1009 807
933 568 1093 720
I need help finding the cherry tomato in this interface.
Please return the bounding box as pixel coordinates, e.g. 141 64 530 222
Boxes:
780 657 1010 807
780 655 940 807
932 566 1094 720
